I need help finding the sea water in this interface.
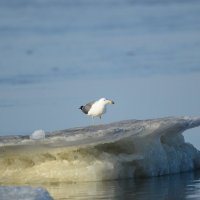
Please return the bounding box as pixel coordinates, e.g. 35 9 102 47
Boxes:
0 0 200 136
0 0 200 199
44 171 200 200
2 172 200 199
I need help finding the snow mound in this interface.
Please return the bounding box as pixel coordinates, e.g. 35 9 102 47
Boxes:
30 130 46 140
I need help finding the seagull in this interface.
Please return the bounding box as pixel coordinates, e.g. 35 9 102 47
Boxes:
79 98 114 120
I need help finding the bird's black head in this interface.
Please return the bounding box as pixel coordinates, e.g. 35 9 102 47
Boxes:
79 106 83 110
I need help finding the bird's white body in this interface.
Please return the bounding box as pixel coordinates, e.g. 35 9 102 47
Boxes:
88 100 106 117
87 98 113 118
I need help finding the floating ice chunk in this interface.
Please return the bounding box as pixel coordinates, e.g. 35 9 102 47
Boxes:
1 116 200 183
30 129 46 140
0 186 53 200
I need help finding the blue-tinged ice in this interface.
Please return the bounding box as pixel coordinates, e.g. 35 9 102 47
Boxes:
0 116 200 183
0 186 53 200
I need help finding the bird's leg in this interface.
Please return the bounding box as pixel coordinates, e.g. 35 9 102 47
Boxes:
99 115 101 119
92 116 95 125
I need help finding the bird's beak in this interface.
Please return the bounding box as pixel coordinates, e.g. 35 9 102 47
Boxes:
107 100 114 104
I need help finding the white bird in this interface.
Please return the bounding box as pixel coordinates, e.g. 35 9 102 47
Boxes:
79 98 114 120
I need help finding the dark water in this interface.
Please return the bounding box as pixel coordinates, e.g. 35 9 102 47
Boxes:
45 171 200 200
